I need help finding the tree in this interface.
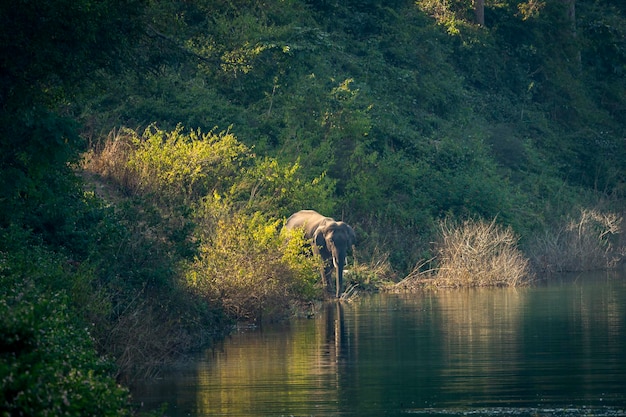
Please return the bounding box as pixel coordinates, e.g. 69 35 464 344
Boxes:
0 0 143 230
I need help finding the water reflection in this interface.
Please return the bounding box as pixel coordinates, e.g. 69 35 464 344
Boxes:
187 302 360 416
435 289 526 403
133 271 626 417
322 301 347 364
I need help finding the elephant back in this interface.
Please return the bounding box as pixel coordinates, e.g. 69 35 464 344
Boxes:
285 210 329 238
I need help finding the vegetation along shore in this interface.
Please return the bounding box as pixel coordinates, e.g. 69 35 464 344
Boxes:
1 0 625 414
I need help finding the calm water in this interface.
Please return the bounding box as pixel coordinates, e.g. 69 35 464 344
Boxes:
133 271 626 416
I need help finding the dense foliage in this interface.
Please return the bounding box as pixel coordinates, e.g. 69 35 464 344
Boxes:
1 0 625 410
87 125 330 320
0 228 133 416
82 0 626 269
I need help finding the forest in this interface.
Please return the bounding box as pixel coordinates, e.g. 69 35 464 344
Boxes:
1 0 625 414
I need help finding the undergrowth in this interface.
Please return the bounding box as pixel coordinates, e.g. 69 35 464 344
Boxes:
84 126 335 323
0 228 133 416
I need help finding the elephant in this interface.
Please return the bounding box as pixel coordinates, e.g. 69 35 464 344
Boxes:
285 210 356 298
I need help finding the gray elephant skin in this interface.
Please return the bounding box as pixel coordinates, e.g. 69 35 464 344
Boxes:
285 210 356 298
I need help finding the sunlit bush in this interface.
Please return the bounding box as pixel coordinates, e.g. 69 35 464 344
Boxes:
86 125 334 217
84 124 336 323
187 207 321 322
86 125 249 204
433 218 532 287
280 226 325 300
128 125 250 203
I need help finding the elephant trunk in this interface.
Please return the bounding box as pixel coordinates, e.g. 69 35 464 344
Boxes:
333 248 347 298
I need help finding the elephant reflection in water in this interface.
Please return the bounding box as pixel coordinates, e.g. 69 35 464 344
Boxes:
285 210 356 298
325 301 347 361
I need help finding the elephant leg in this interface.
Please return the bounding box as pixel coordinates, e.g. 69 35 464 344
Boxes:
319 266 329 292
323 260 335 295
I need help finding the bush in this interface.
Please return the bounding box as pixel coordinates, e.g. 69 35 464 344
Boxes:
0 286 131 417
84 124 337 322
187 207 321 322
0 232 132 416
86 125 250 204
431 218 531 287
86 125 335 218
527 208 624 273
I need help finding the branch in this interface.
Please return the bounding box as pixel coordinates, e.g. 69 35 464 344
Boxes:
145 24 222 67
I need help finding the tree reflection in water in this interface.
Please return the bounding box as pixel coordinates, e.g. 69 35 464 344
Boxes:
133 271 626 417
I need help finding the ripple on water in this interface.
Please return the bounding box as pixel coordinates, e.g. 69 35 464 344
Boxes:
405 406 626 416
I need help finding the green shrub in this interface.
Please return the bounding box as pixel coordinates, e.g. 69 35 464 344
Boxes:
279 226 326 300
86 125 334 217
0 285 131 416
85 124 337 324
231 156 336 218
187 207 320 322
0 232 131 416
86 125 250 205
129 125 250 203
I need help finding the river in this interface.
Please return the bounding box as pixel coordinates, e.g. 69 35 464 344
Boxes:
132 271 626 416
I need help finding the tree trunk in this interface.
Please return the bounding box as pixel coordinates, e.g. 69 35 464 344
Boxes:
474 0 485 26
562 0 581 70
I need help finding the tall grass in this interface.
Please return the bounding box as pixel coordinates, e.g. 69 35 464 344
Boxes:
83 128 137 195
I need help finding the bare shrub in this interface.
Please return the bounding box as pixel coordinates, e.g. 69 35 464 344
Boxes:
391 258 438 292
528 208 624 273
432 218 531 287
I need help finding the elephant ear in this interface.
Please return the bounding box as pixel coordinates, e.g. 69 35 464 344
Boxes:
346 224 356 246
313 225 327 249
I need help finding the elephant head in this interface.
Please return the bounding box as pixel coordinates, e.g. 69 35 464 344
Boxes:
313 220 356 298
